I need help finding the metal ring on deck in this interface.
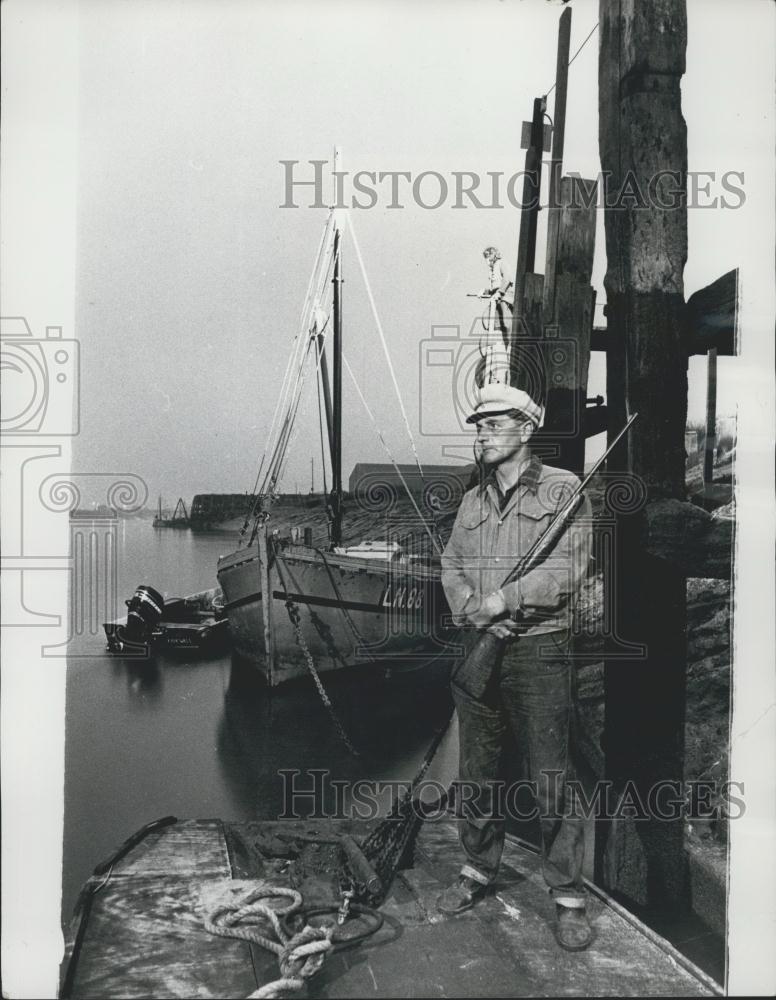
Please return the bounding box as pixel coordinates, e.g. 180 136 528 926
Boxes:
281 903 383 950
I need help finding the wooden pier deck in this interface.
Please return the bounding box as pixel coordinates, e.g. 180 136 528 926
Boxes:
62 819 722 998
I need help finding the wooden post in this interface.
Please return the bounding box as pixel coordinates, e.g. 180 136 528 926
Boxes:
521 272 545 340
257 521 274 687
598 0 689 909
510 96 546 339
541 176 597 476
543 6 572 325
704 348 717 486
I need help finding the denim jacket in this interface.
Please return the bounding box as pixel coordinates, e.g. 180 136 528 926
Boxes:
440 454 592 635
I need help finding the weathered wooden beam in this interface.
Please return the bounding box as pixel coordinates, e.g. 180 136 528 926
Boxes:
598 0 689 911
591 326 608 352
520 271 544 341
542 7 572 326
552 177 598 287
543 277 595 474
510 96 546 336
584 402 609 439
541 175 597 476
686 268 739 356
511 273 544 410
514 272 560 468
593 268 739 356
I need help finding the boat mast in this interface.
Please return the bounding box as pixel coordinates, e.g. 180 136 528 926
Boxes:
330 146 344 546
331 223 343 545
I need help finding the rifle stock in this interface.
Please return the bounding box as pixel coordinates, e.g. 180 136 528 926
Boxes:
453 628 507 697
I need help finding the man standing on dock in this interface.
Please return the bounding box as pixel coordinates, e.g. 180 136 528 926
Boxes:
438 379 593 952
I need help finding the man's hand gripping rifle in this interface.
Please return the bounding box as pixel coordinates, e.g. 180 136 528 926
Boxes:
454 414 638 697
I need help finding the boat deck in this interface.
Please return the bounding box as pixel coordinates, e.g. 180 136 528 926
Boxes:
62 818 721 998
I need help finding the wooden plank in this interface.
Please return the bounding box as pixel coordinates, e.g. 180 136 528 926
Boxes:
68 878 257 999
579 264 739 360
510 96 546 336
591 326 607 352
543 278 595 474
541 173 597 475
555 177 598 284
512 273 563 467
518 271 544 340
686 269 739 356
585 402 609 439
545 175 598 326
111 819 231 880
542 7 572 325
316 918 519 998
412 823 713 998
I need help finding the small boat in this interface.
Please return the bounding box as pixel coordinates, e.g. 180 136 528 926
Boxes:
103 584 229 654
153 495 190 529
60 816 721 998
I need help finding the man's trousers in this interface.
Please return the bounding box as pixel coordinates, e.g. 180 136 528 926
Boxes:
452 628 586 898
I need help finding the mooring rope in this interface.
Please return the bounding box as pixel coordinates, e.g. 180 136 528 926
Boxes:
205 885 335 1000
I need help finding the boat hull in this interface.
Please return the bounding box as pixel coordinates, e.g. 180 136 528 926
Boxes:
217 543 460 685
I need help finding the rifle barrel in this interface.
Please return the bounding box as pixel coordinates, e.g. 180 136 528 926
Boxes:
499 412 638 588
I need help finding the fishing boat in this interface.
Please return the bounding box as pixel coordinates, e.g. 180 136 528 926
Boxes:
217 190 461 686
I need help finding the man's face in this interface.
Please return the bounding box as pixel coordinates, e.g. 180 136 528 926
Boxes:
474 414 530 466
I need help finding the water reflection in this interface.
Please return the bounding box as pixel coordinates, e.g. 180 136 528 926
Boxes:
121 658 163 700
215 656 454 821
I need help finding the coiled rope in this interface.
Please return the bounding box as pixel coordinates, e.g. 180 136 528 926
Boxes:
205 885 334 999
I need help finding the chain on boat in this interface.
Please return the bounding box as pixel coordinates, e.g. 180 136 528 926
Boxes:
283 593 361 758
273 546 361 757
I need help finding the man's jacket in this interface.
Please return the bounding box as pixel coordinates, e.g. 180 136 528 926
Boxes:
440 453 592 636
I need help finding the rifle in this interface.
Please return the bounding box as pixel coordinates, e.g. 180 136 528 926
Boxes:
453 413 638 698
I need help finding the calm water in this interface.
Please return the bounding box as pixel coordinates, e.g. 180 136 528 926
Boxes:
62 519 454 918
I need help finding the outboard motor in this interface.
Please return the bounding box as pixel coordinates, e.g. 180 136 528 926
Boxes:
124 584 165 642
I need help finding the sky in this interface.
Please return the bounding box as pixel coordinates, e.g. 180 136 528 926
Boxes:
12 0 776 503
